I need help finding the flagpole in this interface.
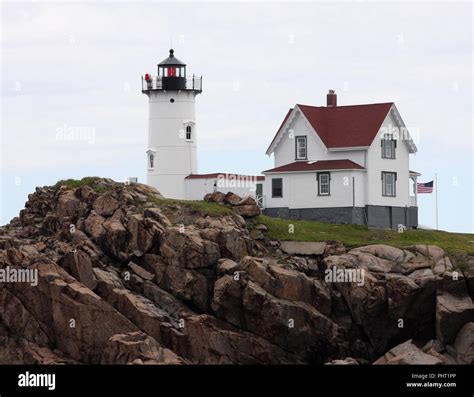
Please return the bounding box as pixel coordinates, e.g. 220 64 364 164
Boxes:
435 173 439 230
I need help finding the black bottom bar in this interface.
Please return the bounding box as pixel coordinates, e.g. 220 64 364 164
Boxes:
0 365 472 396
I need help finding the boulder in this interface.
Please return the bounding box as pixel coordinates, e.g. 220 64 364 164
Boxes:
46 268 138 363
160 227 220 269
128 214 160 256
462 259 474 298
109 288 170 343
93 267 124 299
280 241 327 256
436 293 474 344
103 218 128 259
205 191 226 203
409 245 446 261
216 258 239 277
454 322 474 364
181 314 301 364
224 192 242 206
236 196 256 206
93 194 119 217
55 189 86 219
144 207 173 228
351 244 406 263
242 281 337 360
233 205 261 218
60 250 97 290
128 262 154 281
84 211 106 241
212 275 245 328
373 339 443 365
161 265 209 312
101 331 184 364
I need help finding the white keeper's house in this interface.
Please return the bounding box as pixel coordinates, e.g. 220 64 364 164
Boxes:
142 49 421 229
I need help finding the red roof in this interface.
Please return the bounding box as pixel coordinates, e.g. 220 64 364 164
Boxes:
186 173 264 181
263 159 365 173
268 103 393 152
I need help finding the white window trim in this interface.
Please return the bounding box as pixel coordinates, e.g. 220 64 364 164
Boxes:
382 172 397 197
146 149 156 171
272 178 283 198
183 121 196 142
317 172 330 196
295 136 307 160
381 134 396 159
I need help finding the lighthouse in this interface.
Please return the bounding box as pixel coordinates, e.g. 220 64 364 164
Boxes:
142 49 202 199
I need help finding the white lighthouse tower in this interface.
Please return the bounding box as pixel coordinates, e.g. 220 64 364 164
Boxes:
142 49 202 199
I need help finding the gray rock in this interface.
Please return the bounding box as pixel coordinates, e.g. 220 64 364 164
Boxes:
280 241 327 256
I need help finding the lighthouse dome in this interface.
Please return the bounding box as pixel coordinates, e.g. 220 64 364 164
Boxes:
158 49 186 66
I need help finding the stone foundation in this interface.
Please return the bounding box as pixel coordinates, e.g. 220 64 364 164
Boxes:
264 206 418 229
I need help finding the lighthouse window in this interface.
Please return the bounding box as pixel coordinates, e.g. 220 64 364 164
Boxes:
148 153 154 170
186 126 192 140
170 98 175 103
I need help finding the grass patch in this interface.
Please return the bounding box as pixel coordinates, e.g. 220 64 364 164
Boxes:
146 196 234 216
255 214 474 256
54 177 122 193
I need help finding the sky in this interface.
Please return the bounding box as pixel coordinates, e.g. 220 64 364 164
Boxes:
1 1 472 233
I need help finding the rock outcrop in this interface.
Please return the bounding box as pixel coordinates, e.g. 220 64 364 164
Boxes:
204 191 261 218
0 178 472 365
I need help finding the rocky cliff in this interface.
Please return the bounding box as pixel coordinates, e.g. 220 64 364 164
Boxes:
0 178 473 365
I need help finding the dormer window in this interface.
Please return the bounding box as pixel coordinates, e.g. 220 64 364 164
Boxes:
381 134 396 159
295 136 307 160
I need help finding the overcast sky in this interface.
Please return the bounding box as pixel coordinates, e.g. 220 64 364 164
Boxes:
1 1 472 232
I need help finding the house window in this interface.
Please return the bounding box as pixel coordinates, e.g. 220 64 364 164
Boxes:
148 152 155 170
382 172 397 197
317 172 330 196
381 134 396 159
186 126 192 140
295 136 307 160
272 178 283 198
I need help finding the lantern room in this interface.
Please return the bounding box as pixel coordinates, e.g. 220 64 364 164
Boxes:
157 49 186 90
142 48 202 93
158 49 186 77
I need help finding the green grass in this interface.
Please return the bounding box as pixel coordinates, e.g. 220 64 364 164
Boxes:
146 196 234 216
54 177 122 193
53 177 232 216
254 214 474 257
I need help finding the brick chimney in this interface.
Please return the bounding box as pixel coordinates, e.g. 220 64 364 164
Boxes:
327 89 337 107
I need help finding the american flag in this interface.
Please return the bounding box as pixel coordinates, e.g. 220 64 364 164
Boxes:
417 181 434 193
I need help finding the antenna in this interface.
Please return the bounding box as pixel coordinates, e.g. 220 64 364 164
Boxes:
170 33 173 49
